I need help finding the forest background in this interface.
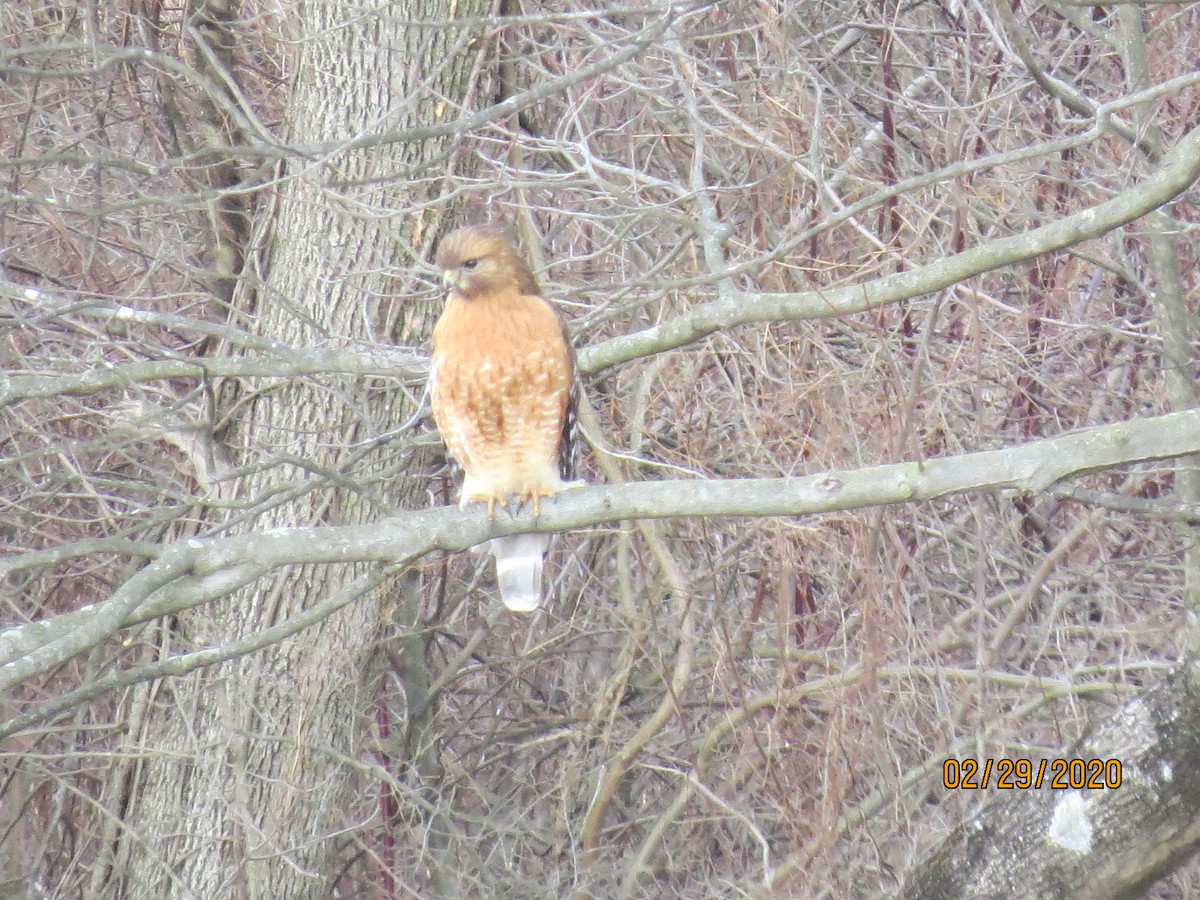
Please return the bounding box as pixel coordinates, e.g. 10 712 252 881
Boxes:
3 0 1200 897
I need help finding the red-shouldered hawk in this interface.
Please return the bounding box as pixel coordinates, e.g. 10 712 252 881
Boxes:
429 225 578 611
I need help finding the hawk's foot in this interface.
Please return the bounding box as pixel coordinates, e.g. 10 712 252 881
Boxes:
464 492 508 522
518 487 558 517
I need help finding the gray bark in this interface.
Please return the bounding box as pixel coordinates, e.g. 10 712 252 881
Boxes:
108 1 488 896
902 662 1200 899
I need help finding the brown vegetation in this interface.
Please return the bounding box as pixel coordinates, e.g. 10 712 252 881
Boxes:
2 0 1200 896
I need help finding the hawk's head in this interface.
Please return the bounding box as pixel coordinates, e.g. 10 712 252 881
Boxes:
435 225 538 301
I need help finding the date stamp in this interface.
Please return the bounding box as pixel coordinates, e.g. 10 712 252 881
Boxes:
943 758 1122 790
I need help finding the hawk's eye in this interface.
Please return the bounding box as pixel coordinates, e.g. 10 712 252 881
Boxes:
462 259 480 271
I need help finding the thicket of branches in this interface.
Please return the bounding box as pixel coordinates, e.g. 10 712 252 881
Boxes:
3 0 1200 896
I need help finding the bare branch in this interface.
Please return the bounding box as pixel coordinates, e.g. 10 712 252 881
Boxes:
4 408 1198 717
579 120 1200 372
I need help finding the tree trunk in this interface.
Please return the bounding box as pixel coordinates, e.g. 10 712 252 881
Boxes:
902 663 1200 899
111 1 488 896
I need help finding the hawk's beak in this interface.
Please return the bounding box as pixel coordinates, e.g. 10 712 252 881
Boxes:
441 269 457 291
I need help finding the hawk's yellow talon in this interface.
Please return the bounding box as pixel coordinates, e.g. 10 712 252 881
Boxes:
517 487 558 517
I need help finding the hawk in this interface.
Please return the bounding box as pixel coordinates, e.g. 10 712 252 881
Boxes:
429 225 578 611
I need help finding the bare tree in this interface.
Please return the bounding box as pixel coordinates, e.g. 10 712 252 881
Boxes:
99 0 507 893
3 1 1200 897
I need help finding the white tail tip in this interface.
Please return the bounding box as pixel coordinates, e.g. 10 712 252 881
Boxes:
490 534 549 612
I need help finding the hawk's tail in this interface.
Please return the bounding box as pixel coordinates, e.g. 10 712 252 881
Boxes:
489 533 550 612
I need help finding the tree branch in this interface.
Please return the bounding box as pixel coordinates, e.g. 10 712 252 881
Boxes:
4 409 1200 710
577 118 1200 372
0 347 424 407
6 118 1198 406
0 5 688 173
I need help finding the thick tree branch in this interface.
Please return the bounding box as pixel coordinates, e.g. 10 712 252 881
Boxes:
578 119 1200 372
4 409 1199 714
